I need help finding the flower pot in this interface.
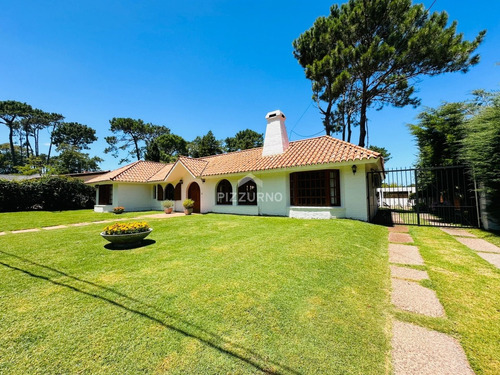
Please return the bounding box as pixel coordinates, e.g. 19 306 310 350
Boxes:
184 208 193 215
164 207 173 214
100 228 153 247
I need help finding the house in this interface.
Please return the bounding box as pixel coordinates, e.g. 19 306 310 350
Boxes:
86 110 384 221
377 186 416 209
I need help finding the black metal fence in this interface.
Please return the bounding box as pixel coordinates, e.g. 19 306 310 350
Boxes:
368 166 480 227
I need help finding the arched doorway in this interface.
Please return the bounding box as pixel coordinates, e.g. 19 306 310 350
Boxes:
188 182 201 213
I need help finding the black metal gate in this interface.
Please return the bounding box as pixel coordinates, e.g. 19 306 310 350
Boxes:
368 166 480 227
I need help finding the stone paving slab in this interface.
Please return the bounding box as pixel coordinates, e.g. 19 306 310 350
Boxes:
389 232 414 243
392 320 474 375
390 265 429 281
392 278 445 317
455 237 500 253
440 228 476 237
476 252 500 269
138 212 185 219
11 228 41 234
0 232 5 236
388 225 409 233
42 225 68 230
389 244 425 266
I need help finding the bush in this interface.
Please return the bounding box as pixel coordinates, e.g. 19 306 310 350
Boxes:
183 199 195 209
0 176 95 212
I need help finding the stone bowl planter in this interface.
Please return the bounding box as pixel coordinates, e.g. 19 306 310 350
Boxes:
164 207 173 214
100 228 153 247
184 208 193 215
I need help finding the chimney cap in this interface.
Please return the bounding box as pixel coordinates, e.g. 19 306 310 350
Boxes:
265 110 286 120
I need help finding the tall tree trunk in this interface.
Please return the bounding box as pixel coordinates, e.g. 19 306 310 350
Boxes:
358 78 368 147
347 113 352 143
8 122 17 166
134 137 141 160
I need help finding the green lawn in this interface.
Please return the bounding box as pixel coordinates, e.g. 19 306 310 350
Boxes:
0 214 390 374
0 209 160 232
397 227 500 375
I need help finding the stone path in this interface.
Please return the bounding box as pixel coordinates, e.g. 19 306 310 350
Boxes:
0 212 186 235
388 225 473 375
440 228 500 269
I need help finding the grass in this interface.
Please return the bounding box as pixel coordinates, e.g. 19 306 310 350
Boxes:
0 214 390 374
398 227 500 375
0 209 159 232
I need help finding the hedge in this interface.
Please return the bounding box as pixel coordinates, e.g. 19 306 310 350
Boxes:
0 176 95 212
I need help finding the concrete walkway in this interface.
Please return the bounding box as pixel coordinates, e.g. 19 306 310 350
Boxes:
440 228 500 269
388 225 473 375
2 212 186 235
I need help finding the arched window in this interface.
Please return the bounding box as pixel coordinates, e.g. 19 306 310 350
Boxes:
165 184 175 200
216 179 232 205
238 178 257 206
157 185 164 201
174 183 182 200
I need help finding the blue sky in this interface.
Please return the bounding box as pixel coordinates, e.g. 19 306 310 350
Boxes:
1 0 499 171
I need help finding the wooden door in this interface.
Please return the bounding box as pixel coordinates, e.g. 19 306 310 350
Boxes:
188 182 201 213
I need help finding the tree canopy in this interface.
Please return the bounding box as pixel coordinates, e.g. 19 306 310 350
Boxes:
0 100 33 165
52 122 97 150
145 133 188 163
188 130 223 158
105 118 170 163
293 0 485 147
224 129 263 152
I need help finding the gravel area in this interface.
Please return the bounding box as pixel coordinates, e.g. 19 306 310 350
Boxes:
440 228 476 237
389 244 425 266
389 232 414 243
455 237 500 253
390 265 429 281
391 278 445 317
392 320 474 375
476 252 500 269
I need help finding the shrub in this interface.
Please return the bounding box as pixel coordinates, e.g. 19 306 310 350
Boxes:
162 200 174 208
0 176 95 212
183 199 194 209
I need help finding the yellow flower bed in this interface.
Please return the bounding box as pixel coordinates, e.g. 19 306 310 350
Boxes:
103 222 151 235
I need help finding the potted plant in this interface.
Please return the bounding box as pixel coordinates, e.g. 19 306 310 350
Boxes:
113 206 125 214
163 200 174 214
183 199 195 215
100 221 152 247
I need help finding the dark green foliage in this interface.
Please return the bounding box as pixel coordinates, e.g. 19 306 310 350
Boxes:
51 145 103 174
51 122 97 150
462 94 500 224
293 0 485 146
188 130 222 158
106 118 170 163
0 177 95 212
409 102 469 167
367 145 391 163
0 101 33 165
144 133 188 163
224 129 263 152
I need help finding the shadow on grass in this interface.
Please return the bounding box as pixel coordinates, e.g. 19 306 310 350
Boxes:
0 250 300 375
104 239 156 251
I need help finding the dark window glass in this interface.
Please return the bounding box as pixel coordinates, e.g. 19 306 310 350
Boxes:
290 170 340 206
98 184 113 205
157 185 164 201
165 184 175 200
216 179 232 205
238 178 257 206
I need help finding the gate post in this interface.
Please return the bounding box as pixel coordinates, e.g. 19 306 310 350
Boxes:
414 169 421 226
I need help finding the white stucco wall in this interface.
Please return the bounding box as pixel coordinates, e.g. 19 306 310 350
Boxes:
113 183 153 212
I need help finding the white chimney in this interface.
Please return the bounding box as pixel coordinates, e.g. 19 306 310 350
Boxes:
262 110 289 156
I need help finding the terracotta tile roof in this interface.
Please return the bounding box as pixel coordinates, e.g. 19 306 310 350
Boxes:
178 156 208 176
148 164 174 182
200 136 381 176
86 161 169 183
86 136 382 184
